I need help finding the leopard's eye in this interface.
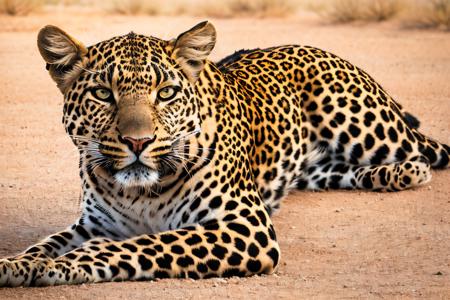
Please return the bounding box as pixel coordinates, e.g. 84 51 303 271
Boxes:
157 86 178 102
92 88 114 103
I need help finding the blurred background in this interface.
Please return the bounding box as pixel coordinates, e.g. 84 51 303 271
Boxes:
0 0 449 31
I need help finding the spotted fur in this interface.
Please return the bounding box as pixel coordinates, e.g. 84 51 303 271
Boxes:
0 21 448 287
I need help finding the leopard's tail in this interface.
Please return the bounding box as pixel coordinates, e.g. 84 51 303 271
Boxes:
400 110 448 169
403 111 420 129
414 130 449 169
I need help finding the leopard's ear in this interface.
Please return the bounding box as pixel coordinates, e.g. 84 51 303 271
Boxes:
170 21 216 82
37 25 88 93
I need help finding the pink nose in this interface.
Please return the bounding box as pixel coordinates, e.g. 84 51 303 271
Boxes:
121 136 154 155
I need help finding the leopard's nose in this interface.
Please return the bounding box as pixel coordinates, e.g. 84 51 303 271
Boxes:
120 136 155 155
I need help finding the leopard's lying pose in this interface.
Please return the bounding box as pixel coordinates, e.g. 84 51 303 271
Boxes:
1 21 448 287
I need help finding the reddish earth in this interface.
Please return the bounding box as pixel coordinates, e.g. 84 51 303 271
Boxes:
0 12 449 299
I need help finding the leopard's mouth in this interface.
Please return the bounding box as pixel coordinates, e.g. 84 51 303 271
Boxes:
88 138 186 188
101 153 179 188
112 161 160 188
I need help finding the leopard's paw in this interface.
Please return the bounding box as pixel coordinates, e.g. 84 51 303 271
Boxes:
0 259 12 287
0 258 56 287
0 258 32 287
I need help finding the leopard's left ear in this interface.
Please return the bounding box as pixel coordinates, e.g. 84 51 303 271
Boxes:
37 25 88 93
169 21 216 82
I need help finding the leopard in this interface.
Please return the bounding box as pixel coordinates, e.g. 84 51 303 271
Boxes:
0 21 448 287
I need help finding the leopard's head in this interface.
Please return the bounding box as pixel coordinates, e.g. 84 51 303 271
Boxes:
37 22 216 188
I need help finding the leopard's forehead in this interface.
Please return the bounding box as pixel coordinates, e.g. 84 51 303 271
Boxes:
87 33 168 66
84 33 178 93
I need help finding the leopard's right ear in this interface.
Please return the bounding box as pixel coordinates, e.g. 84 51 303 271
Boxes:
37 25 88 93
169 21 216 83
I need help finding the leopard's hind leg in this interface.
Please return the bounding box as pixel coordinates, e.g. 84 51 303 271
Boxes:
297 155 431 191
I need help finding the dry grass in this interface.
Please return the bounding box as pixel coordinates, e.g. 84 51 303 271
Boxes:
230 0 294 17
403 0 450 30
195 1 234 18
196 0 296 18
113 0 299 19
0 0 298 18
109 0 162 15
0 0 42 15
325 0 361 23
365 0 400 21
0 0 448 32
323 0 401 23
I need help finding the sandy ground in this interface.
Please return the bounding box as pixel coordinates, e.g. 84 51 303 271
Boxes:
0 11 449 299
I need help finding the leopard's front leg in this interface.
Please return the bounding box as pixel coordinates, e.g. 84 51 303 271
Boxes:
6 215 118 262
0 219 115 287
1 219 280 287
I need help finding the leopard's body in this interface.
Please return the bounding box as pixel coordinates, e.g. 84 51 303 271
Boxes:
0 22 448 287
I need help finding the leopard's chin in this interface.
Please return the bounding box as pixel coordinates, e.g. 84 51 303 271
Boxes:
113 162 159 188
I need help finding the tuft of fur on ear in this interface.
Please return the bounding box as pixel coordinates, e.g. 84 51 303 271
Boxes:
37 25 88 93
171 21 216 82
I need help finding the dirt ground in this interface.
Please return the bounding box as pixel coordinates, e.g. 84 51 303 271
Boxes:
0 11 449 299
